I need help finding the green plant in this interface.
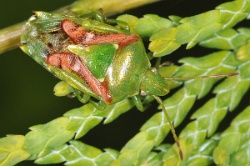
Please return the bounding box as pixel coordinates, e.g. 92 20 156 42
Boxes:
1 0 250 165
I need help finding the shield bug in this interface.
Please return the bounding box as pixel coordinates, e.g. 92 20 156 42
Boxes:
20 11 237 160
20 11 169 106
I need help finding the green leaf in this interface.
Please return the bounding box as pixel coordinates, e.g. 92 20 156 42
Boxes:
116 14 139 34
148 0 250 56
64 104 103 139
35 142 119 165
186 135 219 166
135 14 172 37
179 51 229 69
237 43 250 61
114 131 155 166
34 145 67 164
63 141 115 166
149 28 181 57
213 106 250 165
24 117 74 157
117 14 173 37
191 99 227 137
114 111 175 165
140 112 170 145
216 0 250 28
96 99 134 124
53 81 74 97
95 148 119 166
163 88 196 126
0 135 30 166
177 10 222 48
214 76 250 110
200 28 249 50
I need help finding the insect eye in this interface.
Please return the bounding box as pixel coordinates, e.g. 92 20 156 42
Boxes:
140 90 147 96
151 67 158 73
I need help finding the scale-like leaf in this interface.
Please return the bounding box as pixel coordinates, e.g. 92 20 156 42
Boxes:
149 0 250 56
0 135 30 166
135 14 172 37
213 106 250 165
36 141 119 165
200 28 249 50
64 104 103 139
162 61 250 164
25 117 75 157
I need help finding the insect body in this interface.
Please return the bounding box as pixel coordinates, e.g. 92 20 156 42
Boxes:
20 12 169 107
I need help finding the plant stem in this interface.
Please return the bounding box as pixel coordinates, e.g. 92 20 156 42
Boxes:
0 0 159 54
71 0 160 15
0 22 24 54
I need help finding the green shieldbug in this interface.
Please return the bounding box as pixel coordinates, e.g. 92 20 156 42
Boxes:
19 11 237 160
20 11 169 107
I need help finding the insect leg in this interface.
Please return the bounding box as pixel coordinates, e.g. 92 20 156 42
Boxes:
131 96 144 111
78 10 106 22
73 88 91 103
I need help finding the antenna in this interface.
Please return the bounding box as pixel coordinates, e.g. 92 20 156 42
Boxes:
164 73 238 81
153 95 183 160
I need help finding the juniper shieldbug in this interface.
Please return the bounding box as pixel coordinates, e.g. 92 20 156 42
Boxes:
20 11 170 106
19 11 237 160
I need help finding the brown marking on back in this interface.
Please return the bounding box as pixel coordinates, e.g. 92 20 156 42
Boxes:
61 19 87 44
46 52 112 103
61 19 139 47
